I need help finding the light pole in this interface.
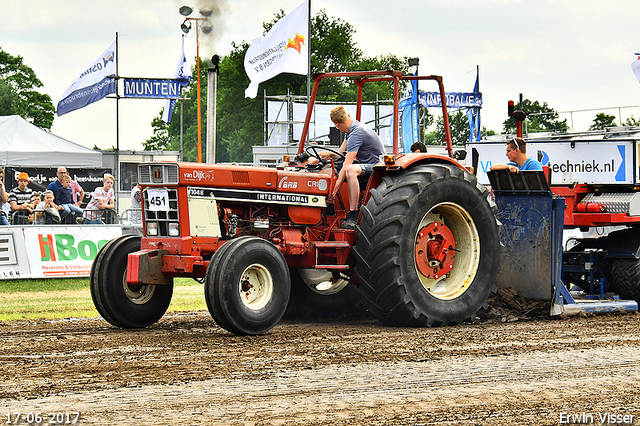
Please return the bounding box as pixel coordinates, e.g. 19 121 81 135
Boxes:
207 55 219 164
408 57 420 143
179 5 213 163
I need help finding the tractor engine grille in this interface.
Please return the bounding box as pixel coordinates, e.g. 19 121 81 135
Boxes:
143 188 180 237
138 163 179 185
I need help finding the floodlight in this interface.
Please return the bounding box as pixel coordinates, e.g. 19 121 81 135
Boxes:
199 7 212 17
179 6 193 16
181 20 191 34
201 22 213 34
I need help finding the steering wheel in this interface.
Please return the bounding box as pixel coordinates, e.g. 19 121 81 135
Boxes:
305 145 345 161
302 146 345 173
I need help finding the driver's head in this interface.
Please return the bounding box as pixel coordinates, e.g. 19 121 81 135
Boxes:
330 106 352 133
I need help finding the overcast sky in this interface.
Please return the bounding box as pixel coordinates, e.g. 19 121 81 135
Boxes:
2 0 640 151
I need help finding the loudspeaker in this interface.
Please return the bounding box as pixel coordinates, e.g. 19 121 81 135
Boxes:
329 127 345 145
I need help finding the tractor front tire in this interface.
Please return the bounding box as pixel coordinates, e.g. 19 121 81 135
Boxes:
205 237 290 335
353 163 499 326
90 235 173 328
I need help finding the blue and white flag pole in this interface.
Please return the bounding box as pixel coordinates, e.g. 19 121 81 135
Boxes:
56 41 117 116
632 53 640 84
467 66 482 142
163 35 192 124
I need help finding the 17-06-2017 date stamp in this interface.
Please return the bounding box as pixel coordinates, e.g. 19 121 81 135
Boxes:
5 412 80 424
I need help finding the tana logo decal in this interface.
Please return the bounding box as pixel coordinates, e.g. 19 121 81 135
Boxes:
278 176 298 189
285 34 305 53
183 170 214 181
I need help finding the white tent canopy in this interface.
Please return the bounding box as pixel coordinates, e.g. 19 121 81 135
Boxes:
0 115 102 168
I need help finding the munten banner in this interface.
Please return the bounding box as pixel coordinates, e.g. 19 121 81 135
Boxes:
57 41 116 116
244 1 308 98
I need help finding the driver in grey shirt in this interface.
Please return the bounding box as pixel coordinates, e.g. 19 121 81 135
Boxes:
320 105 386 230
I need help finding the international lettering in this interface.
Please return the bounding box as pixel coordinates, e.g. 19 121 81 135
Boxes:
256 193 308 203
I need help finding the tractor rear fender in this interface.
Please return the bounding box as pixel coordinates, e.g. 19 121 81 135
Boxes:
363 154 467 207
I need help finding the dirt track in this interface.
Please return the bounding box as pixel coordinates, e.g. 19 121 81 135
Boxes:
1 296 640 425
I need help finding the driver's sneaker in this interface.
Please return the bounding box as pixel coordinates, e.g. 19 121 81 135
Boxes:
340 218 356 230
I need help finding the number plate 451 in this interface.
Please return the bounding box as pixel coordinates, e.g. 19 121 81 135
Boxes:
146 188 169 211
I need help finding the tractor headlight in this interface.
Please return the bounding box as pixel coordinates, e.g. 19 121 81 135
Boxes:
147 222 158 236
168 222 180 236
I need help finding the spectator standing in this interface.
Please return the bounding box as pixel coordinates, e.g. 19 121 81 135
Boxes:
8 172 34 224
48 167 67 203
0 168 9 225
490 137 543 173
130 183 142 224
56 174 83 222
83 174 115 225
70 177 84 207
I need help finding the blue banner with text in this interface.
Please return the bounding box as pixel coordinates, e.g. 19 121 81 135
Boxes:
123 78 183 99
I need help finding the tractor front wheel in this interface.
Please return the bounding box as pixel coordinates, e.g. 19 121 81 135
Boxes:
90 235 173 328
205 237 290 335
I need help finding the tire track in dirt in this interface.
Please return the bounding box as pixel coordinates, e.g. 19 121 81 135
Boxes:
2 345 639 425
1 312 640 425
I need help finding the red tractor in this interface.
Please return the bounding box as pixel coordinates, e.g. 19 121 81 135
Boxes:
91 70 500 335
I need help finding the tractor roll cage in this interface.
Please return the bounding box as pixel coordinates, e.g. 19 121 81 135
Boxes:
297 70 454 158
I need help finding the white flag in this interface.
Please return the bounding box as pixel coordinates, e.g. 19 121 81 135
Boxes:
632 54 640 84
163 36 191 124
244 1 308 98
57 41 116 116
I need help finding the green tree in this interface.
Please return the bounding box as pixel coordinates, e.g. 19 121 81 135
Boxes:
148 10 409 163
0 47 55 129
502 99 568 134
624 116 640 126
589 112 617 130
143 115 171 151
425 111 471 146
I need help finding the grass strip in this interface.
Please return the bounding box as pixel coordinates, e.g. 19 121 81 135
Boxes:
0 278 206 321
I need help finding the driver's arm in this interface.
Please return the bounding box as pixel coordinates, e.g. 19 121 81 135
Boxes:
320 140 347 160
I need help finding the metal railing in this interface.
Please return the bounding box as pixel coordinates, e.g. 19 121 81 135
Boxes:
7 208 125 226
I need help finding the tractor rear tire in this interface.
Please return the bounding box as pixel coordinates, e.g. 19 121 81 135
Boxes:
353 163 499 326
90 235 174 328
612 258 640 302
204 237 290 335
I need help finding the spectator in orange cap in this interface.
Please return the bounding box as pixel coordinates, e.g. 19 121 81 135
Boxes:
8 172 35 224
